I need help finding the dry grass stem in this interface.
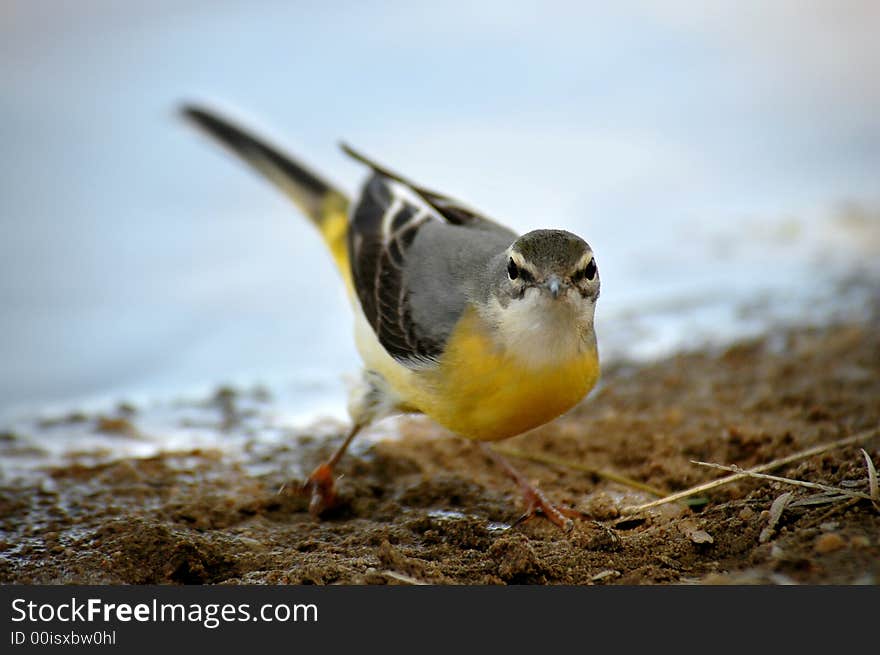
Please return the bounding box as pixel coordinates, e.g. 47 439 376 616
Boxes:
492 445 668 497
861 448 880 512
621 428 878 514
381 570 430 585
692 460 878 502
760 491 793 543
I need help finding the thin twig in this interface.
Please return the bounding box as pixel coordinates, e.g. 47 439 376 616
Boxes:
799 497 860 530
492 445 668 497
860 448 880 512
759 491 793 543
621 428 878 514
381 570 429 585
693 461 876 500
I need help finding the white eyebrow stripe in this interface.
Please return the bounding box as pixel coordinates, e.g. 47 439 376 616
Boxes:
576 252 595 268
508 252 541 279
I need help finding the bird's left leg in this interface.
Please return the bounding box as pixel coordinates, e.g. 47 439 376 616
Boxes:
480 443 585 530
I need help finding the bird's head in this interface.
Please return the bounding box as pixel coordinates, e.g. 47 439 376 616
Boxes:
482 229 599 369
505 229 599 303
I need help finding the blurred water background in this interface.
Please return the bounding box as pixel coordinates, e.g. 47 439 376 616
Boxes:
2 0 878 430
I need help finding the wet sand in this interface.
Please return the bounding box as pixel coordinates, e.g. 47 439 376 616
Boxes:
2 311 879 585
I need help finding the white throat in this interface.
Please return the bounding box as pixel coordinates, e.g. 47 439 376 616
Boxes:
489 288 596 370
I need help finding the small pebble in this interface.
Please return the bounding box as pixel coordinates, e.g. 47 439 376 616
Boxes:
738 507 755 521
850 535 871 549
814 532 846 554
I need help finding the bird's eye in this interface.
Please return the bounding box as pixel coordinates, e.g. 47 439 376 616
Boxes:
584 257 597 280
573 258 597 282
507 258 519 280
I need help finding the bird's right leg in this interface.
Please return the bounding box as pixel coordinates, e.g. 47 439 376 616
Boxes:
301 370 395 516
301 422 363 516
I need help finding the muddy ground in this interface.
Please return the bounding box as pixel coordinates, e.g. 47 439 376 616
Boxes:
1 313 879 585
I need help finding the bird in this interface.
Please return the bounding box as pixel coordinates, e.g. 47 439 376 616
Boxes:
181 105 601 528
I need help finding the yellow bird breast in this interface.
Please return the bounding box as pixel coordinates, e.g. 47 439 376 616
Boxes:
414 306 600 441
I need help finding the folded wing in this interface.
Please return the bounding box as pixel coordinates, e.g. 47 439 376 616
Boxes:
344 148 515 368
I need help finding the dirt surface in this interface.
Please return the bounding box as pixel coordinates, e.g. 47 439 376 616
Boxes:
2 315 879 585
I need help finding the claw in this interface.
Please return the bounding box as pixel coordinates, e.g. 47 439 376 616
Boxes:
513 483 579 531
297 423 364 518
301 463 339 516
480 443 586 530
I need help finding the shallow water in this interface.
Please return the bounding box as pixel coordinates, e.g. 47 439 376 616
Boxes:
1 2 878 431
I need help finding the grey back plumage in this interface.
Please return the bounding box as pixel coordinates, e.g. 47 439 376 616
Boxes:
345 150 516 367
